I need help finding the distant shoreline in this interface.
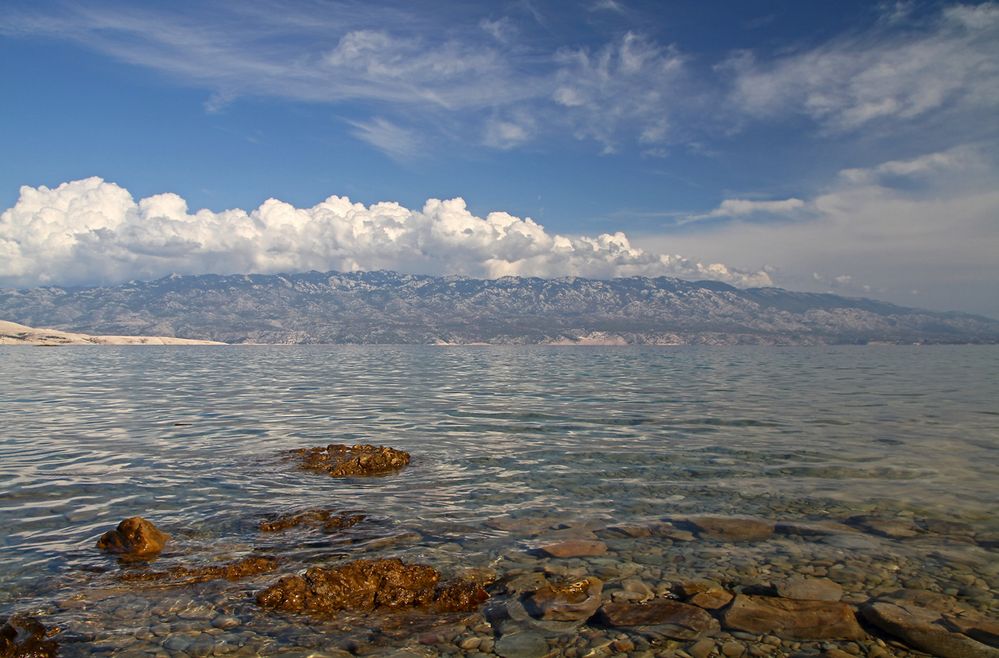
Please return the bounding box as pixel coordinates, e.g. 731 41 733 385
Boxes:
0 320 223 346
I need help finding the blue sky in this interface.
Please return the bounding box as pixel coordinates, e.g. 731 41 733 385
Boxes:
1 0 997 317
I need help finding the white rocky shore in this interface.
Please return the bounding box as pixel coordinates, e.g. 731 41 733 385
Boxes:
0 320 223 346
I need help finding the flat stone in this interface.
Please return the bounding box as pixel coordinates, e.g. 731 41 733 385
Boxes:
861 600 999 658
259 509 365 533
690 589 734 610
775 577 843 602
722 594 865 640
121 556 277 585
685 516 775 542
605 524 653 538
96 517 169 557
845 515 919 539
599 599 720 639
524 577 602 622
538 540 607 558
494 632 550 658
689 638 716 658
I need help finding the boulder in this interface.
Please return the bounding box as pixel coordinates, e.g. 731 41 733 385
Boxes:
524 577 603 621
598 599 720 639
96 517 169 557
685 516 775 542
120 556 278 585
538 540 607 558
722 594 865 640
861 600 999 658
259 509 365 532
0 616 58 658
256 558 487 615
775 577 843 602
291 444 410 477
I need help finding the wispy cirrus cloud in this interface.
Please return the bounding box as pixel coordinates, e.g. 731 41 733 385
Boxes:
722 3 999 133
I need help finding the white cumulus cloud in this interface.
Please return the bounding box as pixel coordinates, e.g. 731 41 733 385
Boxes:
0 178 771 289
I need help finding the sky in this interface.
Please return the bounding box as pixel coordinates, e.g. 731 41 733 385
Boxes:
0 0 997 317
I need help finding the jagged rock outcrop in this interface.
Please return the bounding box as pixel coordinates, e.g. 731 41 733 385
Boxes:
291 444 410 477
96 517 170 557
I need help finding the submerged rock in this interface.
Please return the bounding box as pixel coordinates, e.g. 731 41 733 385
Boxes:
259 509 366 533
96 517 169 557
120 556 278 585
538 540 607 558
291 444 411 477
861 596 999 658
0 616 58 658
845 515 919 539
722 594 865 640
775 576 843 602
598 599 720 639
676 579 734 610
524 577 603 622
684 516 775 542
256 558 488 615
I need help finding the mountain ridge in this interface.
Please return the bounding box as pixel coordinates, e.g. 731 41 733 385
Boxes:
1 270 996 345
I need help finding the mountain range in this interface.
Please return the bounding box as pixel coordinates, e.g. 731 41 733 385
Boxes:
1 271 997 345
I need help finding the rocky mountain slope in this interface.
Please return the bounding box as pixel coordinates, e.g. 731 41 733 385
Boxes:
1 271 996 345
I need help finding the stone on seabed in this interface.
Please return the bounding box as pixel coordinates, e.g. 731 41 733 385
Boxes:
722 594 865 640
95 517 170 557
0 616 58 658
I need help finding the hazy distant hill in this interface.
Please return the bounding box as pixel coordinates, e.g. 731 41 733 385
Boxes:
1 271 997 345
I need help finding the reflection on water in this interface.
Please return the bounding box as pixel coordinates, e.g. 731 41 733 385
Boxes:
0 346 997 655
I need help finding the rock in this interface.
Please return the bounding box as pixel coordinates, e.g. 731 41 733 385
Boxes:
721 640 745 657
291 444 410 477
0 616 58 658
598 599 720 639
494 632 550 658
775 577 843 602
861 600 999 658
259 509 365 532
722 595 865 640
689 638 716 658
256 558 488 615
121 556 278 585
96 517 170 557
691 589 734 610
486 517 557 534
685 516 775 542
845 515 918 539
538 540 607 558
524 577 603 621
605 524 653 538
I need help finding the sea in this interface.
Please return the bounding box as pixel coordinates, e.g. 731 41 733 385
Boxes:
1 345 997 656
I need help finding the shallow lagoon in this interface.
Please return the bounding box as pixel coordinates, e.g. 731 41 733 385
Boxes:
1 346 997 656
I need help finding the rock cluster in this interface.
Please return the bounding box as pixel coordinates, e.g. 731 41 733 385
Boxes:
259 509 365 532
291 444 411 477
95 517 170 557
256 558 488 615
0 616 58 658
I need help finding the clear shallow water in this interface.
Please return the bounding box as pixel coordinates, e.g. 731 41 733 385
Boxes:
0 346 997 656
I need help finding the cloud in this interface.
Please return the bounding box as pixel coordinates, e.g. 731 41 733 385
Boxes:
0 178 771 289
636 147 999 316
346 117 423 160
552 32 685 152
690 197 806 221
724 3 999 132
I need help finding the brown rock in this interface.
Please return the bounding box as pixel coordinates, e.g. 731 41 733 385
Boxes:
686 516 775 542
538 540 607 558
861 600 999 658
722 594 865 640
599 599 720 639
259 509 365 532
524 577 603 621
256 558 487 615
605 524 653 538
0 616 58 658
775 577 843 602
95 517 169 557
120 556 278 585
291 444 410 477
691 589 734 610
688 638 716 658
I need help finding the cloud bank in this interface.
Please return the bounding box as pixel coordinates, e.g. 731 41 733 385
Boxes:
0 178 771 289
